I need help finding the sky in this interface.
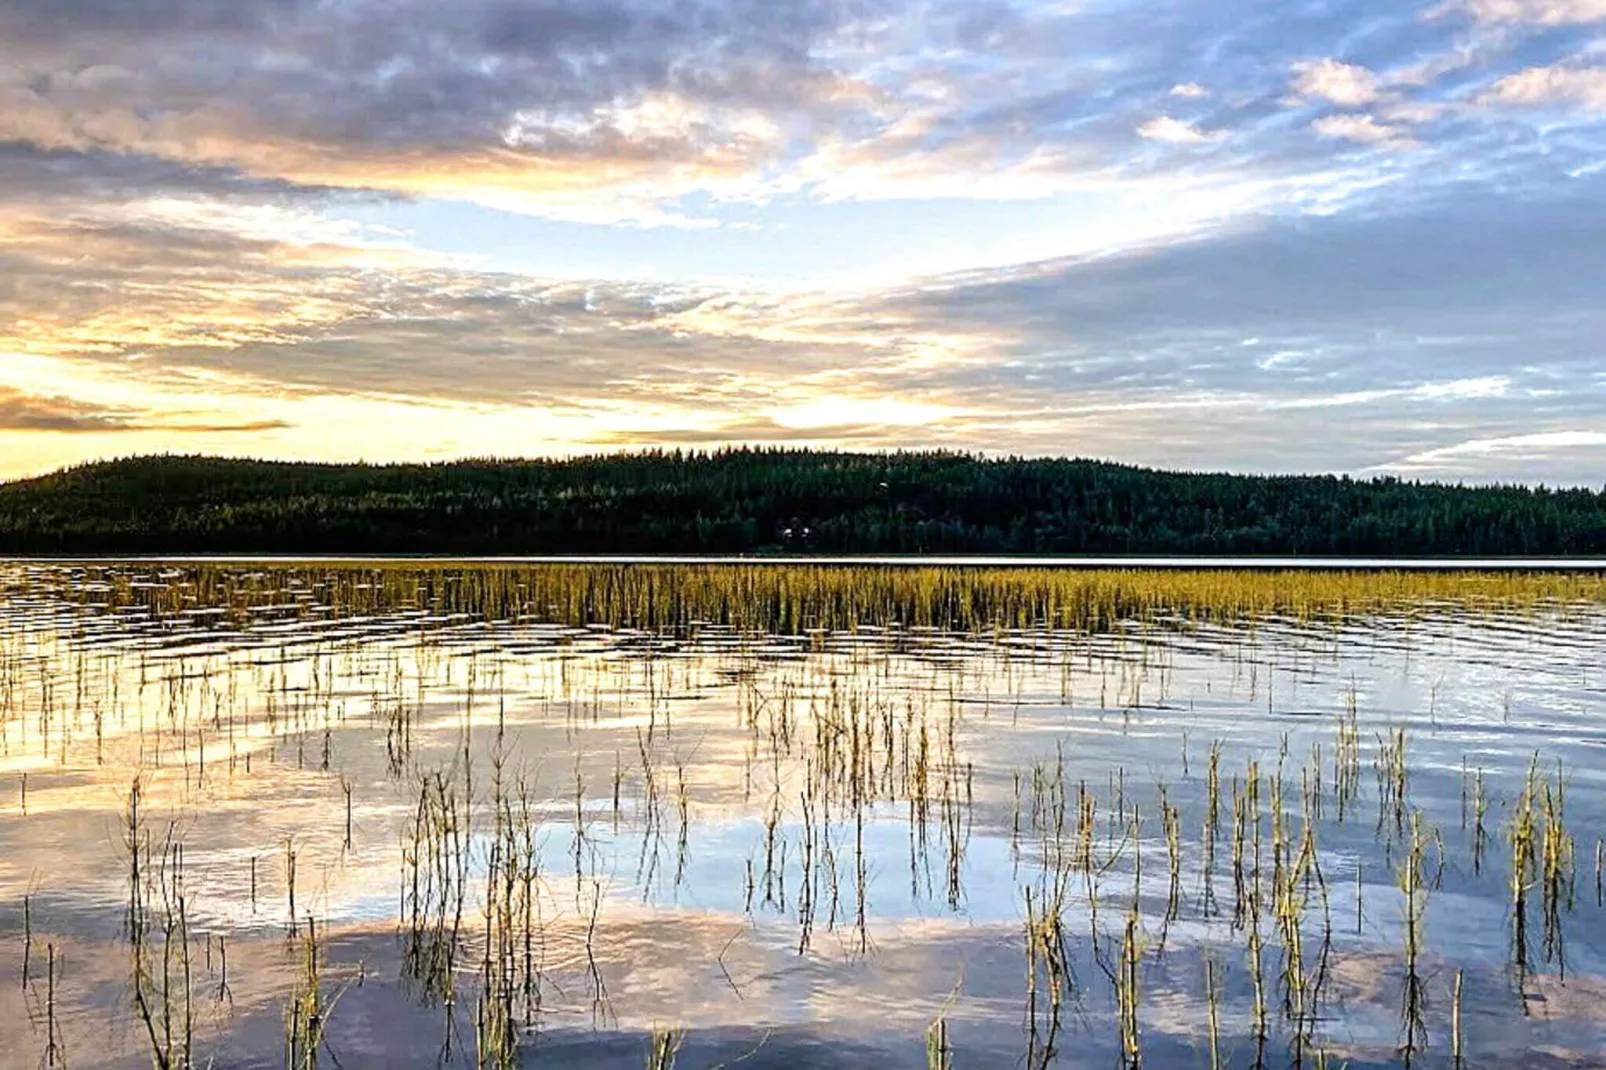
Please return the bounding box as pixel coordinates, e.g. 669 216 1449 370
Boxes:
2 0 1606 485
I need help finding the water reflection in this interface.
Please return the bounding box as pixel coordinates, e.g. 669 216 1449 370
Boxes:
2 563 1605 1068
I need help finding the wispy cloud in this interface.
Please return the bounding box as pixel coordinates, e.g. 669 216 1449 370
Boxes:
1445 0 1606 26
0 385 288 435
0 388 138 433
1292 59 1385 107
1484 65 1606 110
1311 113 1418 146
1384 430 1606 476
1137 115 1223 144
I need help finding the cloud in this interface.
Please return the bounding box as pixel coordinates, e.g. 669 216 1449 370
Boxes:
5 173 1606 482
1376 100 1448 125
1136 115 1222 144
0 0 891 224
1484 65 1606 111
169 419 293 433
0 0 1556 229
11 162 1606 437
0 142 342 207
1311 113 1417 146
1284 51 1473 151
0 386 287 434
1447 0 1606 26
1384 429 1606 475
0 198 897 413
0 210 413 361
1292 59 1384 106
0 388 136 432
1 0 1606 483
0 0 1588 239
589 417 906 445
848 177 1606 468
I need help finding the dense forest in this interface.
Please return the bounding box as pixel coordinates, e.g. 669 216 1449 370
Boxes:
1 450 1604 556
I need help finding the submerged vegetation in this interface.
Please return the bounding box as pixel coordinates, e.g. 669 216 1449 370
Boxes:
4 448 1606 555
2 562 1605 1067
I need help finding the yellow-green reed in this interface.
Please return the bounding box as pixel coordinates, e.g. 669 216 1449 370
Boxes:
40 563 1606 638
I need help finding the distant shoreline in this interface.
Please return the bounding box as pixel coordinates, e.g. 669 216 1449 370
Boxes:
5 450 1605 558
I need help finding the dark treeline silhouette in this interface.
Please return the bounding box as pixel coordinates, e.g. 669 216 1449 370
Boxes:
2 450 1604 556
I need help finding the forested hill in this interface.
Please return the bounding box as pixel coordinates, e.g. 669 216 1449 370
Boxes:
2 451 1604 556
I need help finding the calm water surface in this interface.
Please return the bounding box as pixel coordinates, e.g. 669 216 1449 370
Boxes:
1 563 1604 1069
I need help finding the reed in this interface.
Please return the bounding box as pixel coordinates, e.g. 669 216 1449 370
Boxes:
925 1013 953 1070
284 915 353 1070
1202 743 1221 919
124 779 199 1070
1160 785 1182 927
584 882 611 1027
1471 768 1487 875
1451 968 1464 1068
1247 908 1268 1051
284 837 298 936
400 770 469 1005
341 776 353 854
646 1025 683 1070
42 942 63 1069
22 892 31 990
1375 727 1409 837
1509 757 1539 976
1115 901 1143 1069
65 562 1606 639
1334 703 1361 821
1398 812 1428 1062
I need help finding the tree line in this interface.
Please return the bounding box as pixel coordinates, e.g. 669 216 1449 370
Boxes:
1 450 1603 556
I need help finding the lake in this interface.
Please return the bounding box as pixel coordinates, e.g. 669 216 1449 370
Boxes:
2 562 1605 1069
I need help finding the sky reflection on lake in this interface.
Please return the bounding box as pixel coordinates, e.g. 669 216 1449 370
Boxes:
2 563 1605 1068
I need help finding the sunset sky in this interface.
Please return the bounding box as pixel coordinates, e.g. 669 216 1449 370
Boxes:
3 0 1605 484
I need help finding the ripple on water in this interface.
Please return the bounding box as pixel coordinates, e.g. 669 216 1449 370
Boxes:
0 562 1604 1068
